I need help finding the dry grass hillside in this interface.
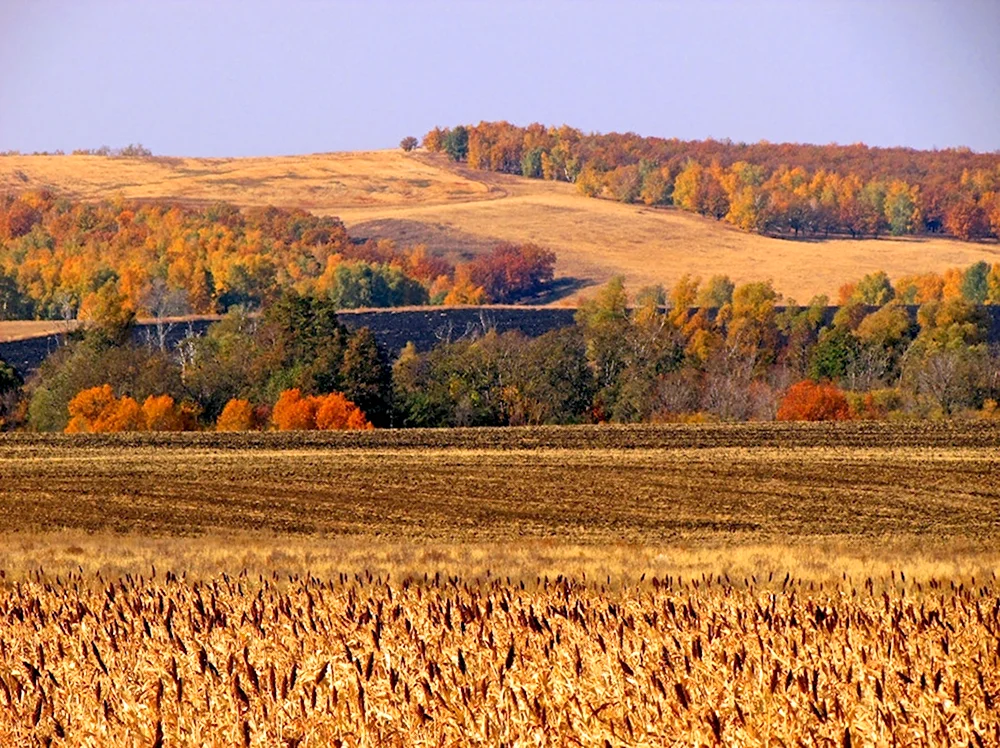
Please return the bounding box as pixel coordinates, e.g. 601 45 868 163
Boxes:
3 150 998 305
0 320 77 343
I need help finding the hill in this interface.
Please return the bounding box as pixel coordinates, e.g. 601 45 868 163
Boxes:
3 150 998 305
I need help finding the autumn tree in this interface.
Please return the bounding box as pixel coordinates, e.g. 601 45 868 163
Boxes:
987 263 1000 304
422 127 445 152
697 275 735 308
724 280 782 373
399 136 419 152
776 380 851 421
884 180 921 235
78 279 136 346
945 197 989 240
724 179 769 232
574 164 604 197
605 165 642 203
896 273 944 304
442 266 488 305
271 388 319 430
271 388 371 430
64 385 145 433
0 198 42 239
65 384 117 433
575 276 630 403
315 392 372 430
443 126 469 162
639 166 671 206
672 161 704 214
849 301 914 389
141 394 184 431
463 243 556 303
99 395 145 432
850 271 895 306
216 398 256 431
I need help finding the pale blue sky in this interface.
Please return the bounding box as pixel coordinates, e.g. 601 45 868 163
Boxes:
1 0 998 156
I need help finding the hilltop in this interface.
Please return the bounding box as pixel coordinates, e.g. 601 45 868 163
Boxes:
2 150 998 305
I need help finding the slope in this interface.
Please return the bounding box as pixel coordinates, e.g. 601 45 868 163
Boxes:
2 150 998 305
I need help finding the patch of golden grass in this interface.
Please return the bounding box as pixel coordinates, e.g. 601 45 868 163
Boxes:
0 151 492 211
0 320 78 342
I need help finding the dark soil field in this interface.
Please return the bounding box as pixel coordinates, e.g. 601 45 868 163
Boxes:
2 422 998 543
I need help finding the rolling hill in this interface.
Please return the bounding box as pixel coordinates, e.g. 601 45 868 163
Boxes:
2 150 998 306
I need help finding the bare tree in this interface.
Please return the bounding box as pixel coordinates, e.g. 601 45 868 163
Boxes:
844 343 895 392
141 279 191 351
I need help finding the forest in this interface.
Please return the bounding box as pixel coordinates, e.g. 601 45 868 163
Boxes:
423 122 1000 240
2 260 1000 432
0 191 555 320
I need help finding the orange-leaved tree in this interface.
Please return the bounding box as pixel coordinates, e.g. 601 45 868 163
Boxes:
141 395 184 431
216 398 256 432
776 380 851 422
65 385 117 433
66 385 146 433
271 389 320 431
271 389 372 431
100 396 145 432
66 386 190 432
315 392 373 431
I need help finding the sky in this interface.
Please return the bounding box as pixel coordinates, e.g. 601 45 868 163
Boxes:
1 0 998 157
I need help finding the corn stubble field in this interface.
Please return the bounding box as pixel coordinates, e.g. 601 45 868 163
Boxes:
2 423 1000 745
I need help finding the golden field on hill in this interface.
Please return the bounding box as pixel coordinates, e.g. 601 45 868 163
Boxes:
1 424 999 745
0 319 78 342
3 151 998 305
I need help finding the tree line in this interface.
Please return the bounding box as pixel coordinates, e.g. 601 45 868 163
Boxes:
2 261 999 431
0 191 555 321
423 122 1000 240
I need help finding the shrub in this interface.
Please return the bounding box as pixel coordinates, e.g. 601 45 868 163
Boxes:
97 396 144 432
271 389 318 431
65 385 118 433
271 389 372 431
216 398 256 432
142 395 184 431
315 392 372 431
66 386 192 432
776 380 851 422
464 243 556 303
